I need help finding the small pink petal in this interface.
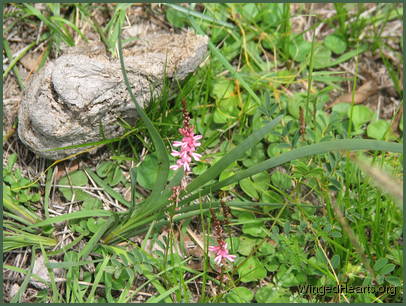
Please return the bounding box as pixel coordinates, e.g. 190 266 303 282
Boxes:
214 255 222 265
171 150 181 157
225 254 236 262
183 162 190 172
191 152 202 161
170 164 179 170
173 141 185 147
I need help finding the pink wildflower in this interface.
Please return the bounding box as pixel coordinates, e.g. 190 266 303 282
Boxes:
170 126 202 172
209 242 236 266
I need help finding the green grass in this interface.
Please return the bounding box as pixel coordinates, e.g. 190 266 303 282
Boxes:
2 3 403 303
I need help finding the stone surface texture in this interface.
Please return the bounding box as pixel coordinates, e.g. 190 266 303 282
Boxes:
18 28 208 160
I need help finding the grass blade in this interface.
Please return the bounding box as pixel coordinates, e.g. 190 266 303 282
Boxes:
86 255 110 303
181 139 403 204
165 3 234 29
117 33 169 212
27 210 112 228
78 216 115 260
3 185 41 224
11 246 36 303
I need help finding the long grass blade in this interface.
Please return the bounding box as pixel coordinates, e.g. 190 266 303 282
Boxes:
165 3 234 29
86 255 111 303
78 216 115 260
117 32 169 212
181 139 403 204
26 210 112 228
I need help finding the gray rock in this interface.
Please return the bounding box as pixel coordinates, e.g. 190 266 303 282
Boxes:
18 30 208 160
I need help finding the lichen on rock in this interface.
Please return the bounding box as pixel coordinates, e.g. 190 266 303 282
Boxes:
18 28 208 160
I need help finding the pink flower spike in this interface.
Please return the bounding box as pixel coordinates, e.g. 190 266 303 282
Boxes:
170 111 203 173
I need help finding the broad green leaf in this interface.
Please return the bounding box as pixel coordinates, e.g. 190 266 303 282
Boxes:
219 168 236 191
240 177 259 200
255 285 290 303
332 102 351 116
385 275 401 286
211 78 234 100
367 119 390 140
59 170 89 201
226 287 254 303
331 254 341 269
241 3 259 21
324 34 347 54
238 235 260 256
78 217 115 260
86 169 131 208
190 18 261 104
316 45 368 69
238 257 267 283
313 46 333 69
137 153 159 190
271 171 292 190
379 264 396 275
289 38 312 62
349 105 374 129
96 161 113 178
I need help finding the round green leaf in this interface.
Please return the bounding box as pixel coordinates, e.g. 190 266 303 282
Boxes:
255 285 290 303
238 257 267 283
59 170 89 201
108 165 124 186
240 177 259 200
86 218 103 233
211 78 234 100
324 34 347 54
226 287 254 303
313 45 333 69
219 169 237 191
271 171 292 190
136 154 158 189
289 39 311 62
385 275 401 286
332 102 351 116
238 235 259 256
213 108 228 124
96 161 113 178
349 105 374 129
367 119 390 140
